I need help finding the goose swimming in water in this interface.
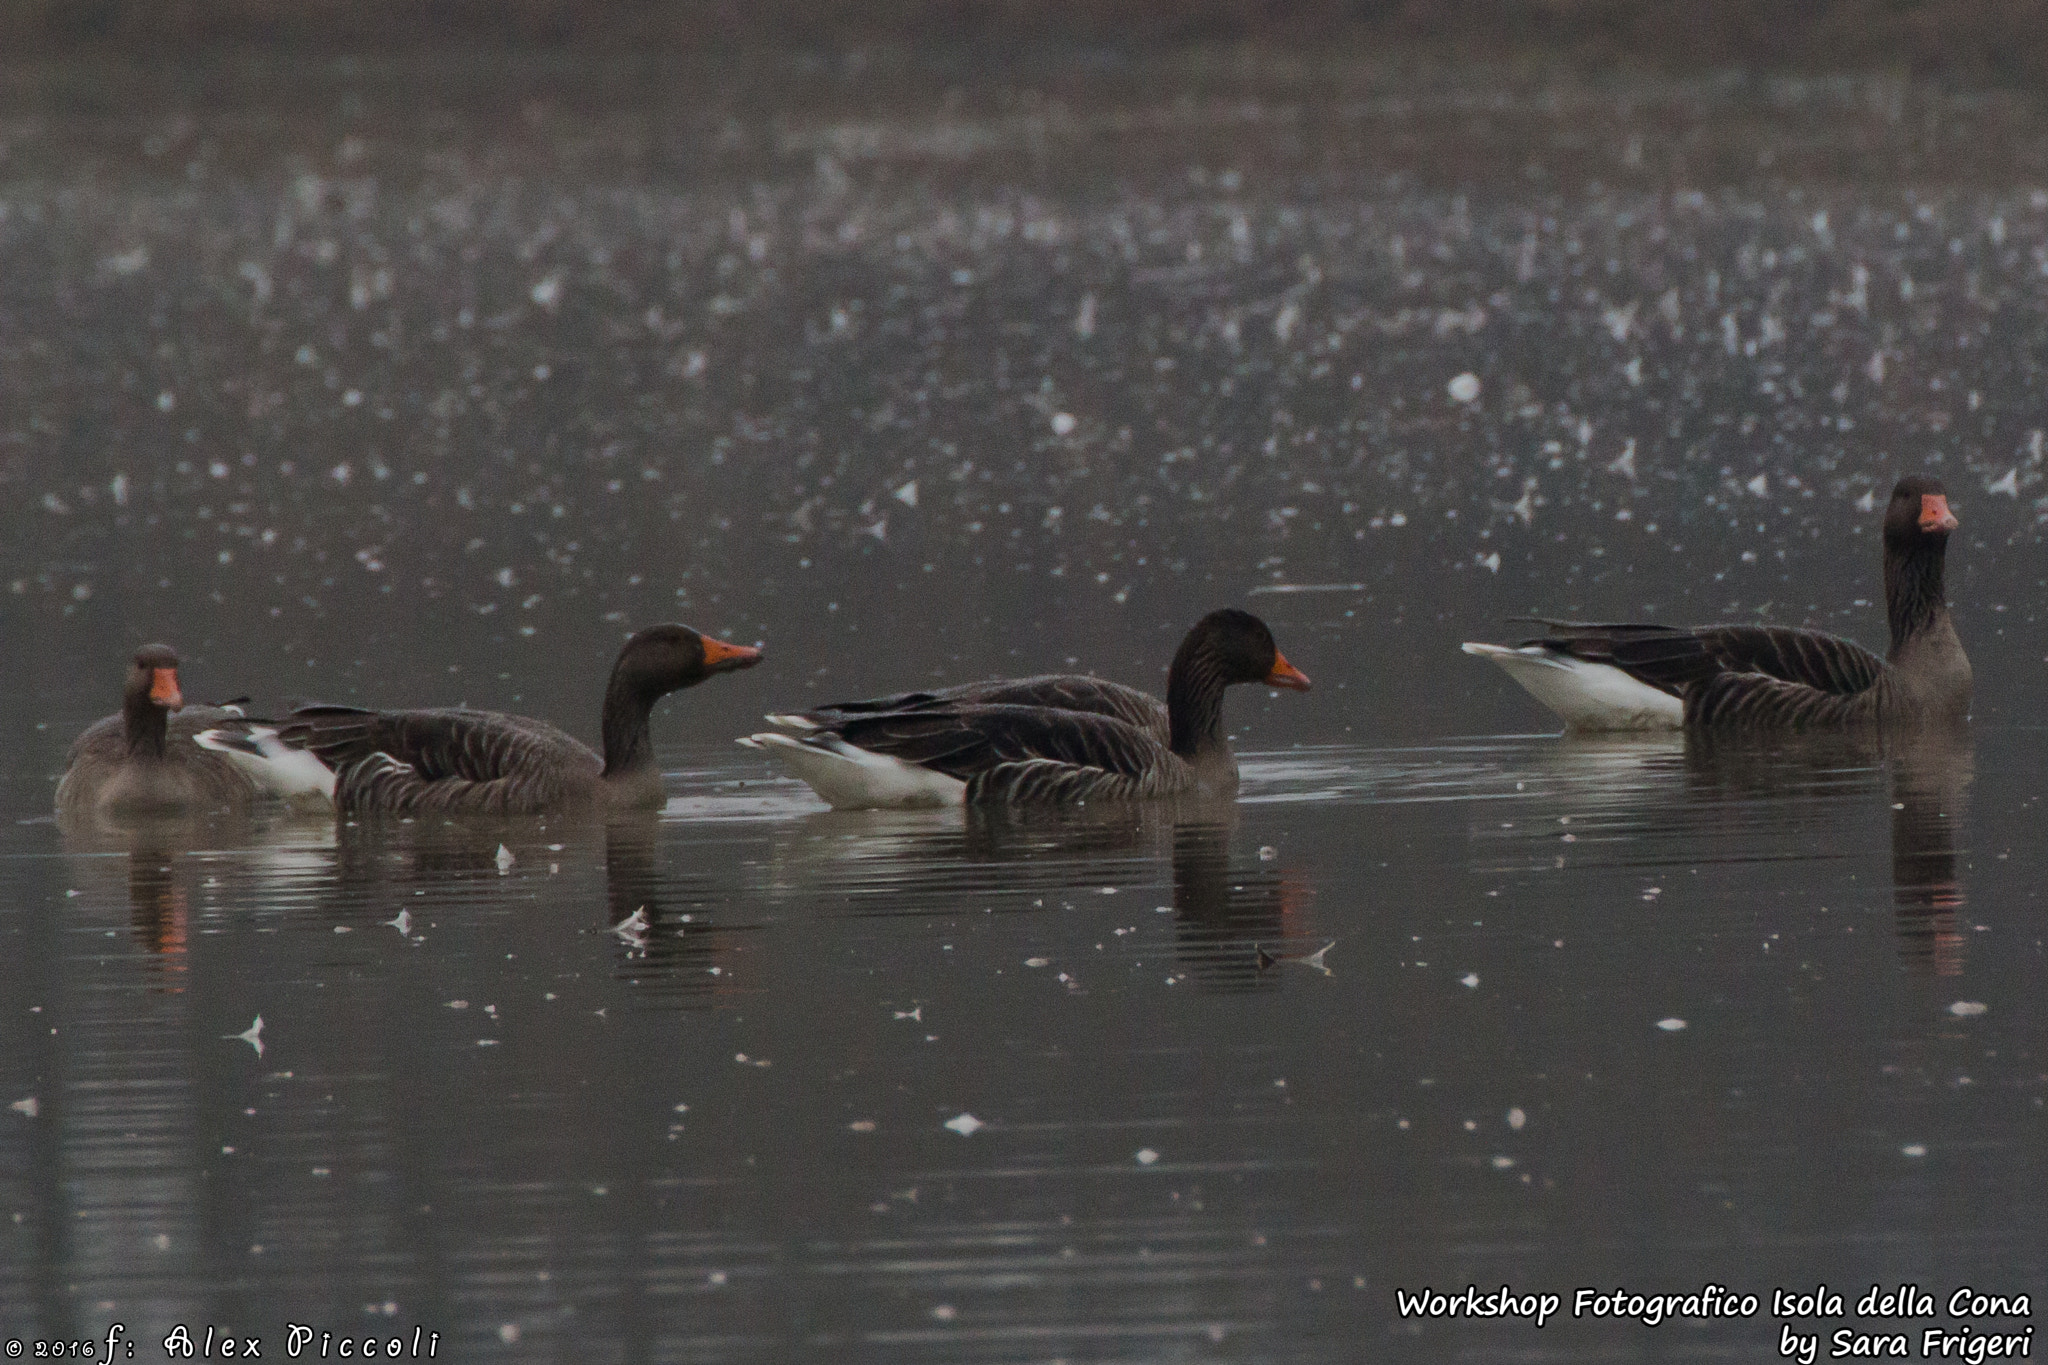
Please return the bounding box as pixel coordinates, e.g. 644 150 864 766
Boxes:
276 624 762 815
1462 474 1970 731
56 645 266 816
741 608 1311 808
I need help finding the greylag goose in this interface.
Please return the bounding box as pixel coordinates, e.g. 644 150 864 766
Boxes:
277 624 761 815
1463 475 1970 731
741 608 1310 808
56 645 264 816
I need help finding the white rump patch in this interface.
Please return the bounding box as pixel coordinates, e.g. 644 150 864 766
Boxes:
739 732 967 809
1461 642 1684 731
194 726 337 802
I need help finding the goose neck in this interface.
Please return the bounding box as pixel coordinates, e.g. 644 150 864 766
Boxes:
1885 536 1949 657
599 672 659 779
123 689 169 761
1166 649 1230 759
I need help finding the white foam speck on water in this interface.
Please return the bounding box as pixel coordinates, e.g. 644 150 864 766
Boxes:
944 1113 984 1136
1134 1148 1160 1166
10 1096 37 1119
495 844 514 873
1507 1107 1526 1130
1050 412 1076 435
1657 1017 1688 1031
1902 1144 1927 1158
1447 372 1481 403
1948 1001 1988 1017
893 480 918 507
1460 973 1479 988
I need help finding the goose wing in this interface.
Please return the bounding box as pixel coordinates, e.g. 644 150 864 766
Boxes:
1514 620 1886 696
281 705 600 814
797 674 1168 737
823 703 1182 800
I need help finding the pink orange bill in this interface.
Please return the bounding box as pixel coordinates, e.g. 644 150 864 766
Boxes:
702 636 763 670
1265 654 1312 691
149 667 183 708
1918 494 1958 533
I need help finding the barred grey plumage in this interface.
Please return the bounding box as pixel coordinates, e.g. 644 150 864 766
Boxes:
1490 474 1970 732
56 644 259 817
752 608 1311 808
280 624 761 816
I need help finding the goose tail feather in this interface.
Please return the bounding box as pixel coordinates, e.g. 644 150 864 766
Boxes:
741 731 966 810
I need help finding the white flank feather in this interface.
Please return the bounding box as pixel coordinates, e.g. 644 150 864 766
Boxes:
194 727 338 802
1462 642 1684 731
739 732 967 809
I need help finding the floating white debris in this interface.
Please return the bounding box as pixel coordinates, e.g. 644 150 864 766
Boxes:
944 1113 984 1136
1074 293 1097 339
849 1119 876 1132
1746 474 1769 497
530 273 562 311
1608 438 1637 480
1476 552 1500 573
1985 469 2019 498
10 1096 37 1119
893 481 919 508
1025 957 1049 968
893 1006 922 1021
227 1016 265 1057
495 844 514 874
498 1325 520 1346
1856 488 1878 513
1507 1107 1526 1130
1491 1155 1517 1170
1050 412 1077 436
1948 1001 1988 1017
611 908 650 946
1657 1017 1688 1032
1901 1144 1927 1158
1460 973 1479 989
930 1305 957 1322
1447 372 1481 403
1257 845 1277 861
1134 1148 1160 1166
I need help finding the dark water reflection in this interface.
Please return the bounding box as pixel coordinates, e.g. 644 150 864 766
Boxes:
4 731 2042 1360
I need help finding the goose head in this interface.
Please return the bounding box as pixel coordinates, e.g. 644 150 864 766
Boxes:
125 643 184 713
613 624 763 698
1885 474 1958 548
1179 609 1312 691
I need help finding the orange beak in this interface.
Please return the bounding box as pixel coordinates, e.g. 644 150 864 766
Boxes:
1264 653 1312 691
701 636 763 672
149 667 183 709
1919 493 1958 533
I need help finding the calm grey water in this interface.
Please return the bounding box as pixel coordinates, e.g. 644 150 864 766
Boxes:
1 47 2044 1362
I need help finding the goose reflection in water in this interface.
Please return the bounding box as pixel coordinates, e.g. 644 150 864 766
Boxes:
1169 819 1313 991
964 803 1319 991
1882 729 1971 976
62 812 328 984
1477 727 1973 971
602 815 754 996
